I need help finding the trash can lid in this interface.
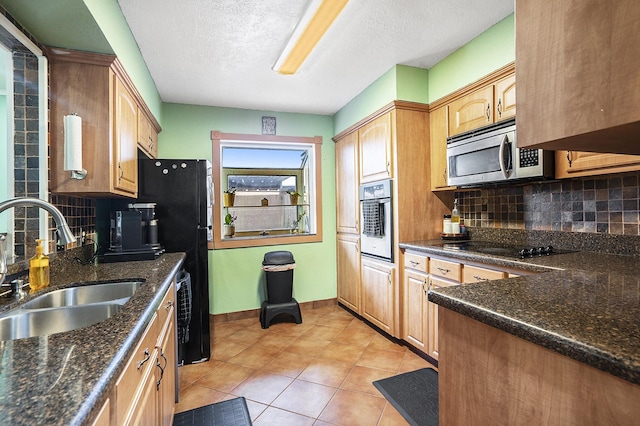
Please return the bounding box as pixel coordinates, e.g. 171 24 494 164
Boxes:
262 250 295 265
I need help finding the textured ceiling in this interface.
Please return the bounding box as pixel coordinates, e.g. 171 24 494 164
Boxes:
118 0 513 115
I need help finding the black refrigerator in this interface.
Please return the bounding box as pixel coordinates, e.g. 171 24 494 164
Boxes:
137 158 212 365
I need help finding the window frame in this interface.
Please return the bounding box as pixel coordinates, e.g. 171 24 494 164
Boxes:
211 131 323 249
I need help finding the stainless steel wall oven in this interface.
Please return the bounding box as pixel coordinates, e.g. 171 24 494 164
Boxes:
359 179 393 262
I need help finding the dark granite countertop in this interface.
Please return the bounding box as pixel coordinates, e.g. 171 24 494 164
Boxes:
0 250 185 426
400 240 640 386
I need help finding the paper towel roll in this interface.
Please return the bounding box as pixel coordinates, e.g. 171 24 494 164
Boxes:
63 114 82 171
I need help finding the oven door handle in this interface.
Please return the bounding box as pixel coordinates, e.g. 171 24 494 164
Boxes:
498 134 512 179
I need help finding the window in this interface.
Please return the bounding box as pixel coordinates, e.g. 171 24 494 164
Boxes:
211 131 323 248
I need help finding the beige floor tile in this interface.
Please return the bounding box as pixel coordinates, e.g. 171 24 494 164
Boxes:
271 379 337 418
319 341 366 364
340 365 394 396
231 370 294 405
195 362 255 393
285 336 332 356
301 324 344 341
227 344 282 369
210 339 253 361
174 384 226 413
368 333 407 353
253 406 316 426
225 327 265 343
178 359 221 389
220 395 268 422
379 402 410 425
356 347 405 372
265 320 314 337
297 358 353 388
334 326 376 346
258 331 298 350
261 350 315 378
312 421 336 426
318 389 386 425
398 351 435 373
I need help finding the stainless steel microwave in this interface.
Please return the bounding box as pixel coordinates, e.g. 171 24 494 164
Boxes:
446 118 554 186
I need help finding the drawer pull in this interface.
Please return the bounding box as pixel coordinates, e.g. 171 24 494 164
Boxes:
409 260 419 266
473 275 490 282
436 267 450 274
156 347 168 390
137 348 151 370
165 300 174 310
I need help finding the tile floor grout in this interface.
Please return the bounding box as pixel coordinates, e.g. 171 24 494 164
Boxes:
176 304 437 425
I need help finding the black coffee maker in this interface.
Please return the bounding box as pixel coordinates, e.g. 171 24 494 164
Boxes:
104 203 164 262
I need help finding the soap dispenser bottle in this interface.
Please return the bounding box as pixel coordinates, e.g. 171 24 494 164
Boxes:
451 199 461 234
29 239 49 293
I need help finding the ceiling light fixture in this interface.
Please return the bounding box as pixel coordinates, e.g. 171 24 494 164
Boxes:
272 0 349 75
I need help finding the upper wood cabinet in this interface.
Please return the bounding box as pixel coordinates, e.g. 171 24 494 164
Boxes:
359 113 393 183
448 72 516 137
48 48 161 198
429 106 453 191
555 150 640 179
335 131 359 234
516 0 640 155
138 112 159 159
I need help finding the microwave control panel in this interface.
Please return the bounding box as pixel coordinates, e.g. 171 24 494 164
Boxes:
519 148 540 168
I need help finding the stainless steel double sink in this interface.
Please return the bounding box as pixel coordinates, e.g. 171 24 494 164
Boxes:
0 281 143 340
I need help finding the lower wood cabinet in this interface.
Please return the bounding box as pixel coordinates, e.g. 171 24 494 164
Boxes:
114 279 176 426
427 276 458 360
337 233 361 313
361 257 396 334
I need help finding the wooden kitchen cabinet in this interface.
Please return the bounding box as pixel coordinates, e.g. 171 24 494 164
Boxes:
361 257 396 334
427 276 457 360
402 252 429 351
494 73 516 122
429 106 454 191
138 110 159 158
48 48 161 198
91 399 110 426
359 113 393 183
554 150 640 179
156 285 176 426
337 233 361 313
516 0 640 155
462 264 506 284
335 131 360 234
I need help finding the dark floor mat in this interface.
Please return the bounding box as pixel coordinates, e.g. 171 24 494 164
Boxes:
173 397 252 426
373 368 438 426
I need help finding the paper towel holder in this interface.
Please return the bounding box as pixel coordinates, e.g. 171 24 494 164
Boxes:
64 113 87 180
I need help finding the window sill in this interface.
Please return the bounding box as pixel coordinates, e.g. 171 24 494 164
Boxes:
212 232 321 249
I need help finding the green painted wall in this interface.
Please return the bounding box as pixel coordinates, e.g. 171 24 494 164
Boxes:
83 0 162 122
160 103 337 314
428 14 515 102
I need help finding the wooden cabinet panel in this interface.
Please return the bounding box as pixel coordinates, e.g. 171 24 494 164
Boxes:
90 398 110 426
113 75 138 195
448 85 494 136
138 112 159 159
404 252 428 274
337 233 361 314
157 316 176 426
427 276 458 360
494 74 516 122
403 268 428 351
336 132 359 234
463 265 506 284
126 362 158 426
361 257 395 334
430 258 461 282
429 106 452 190
359 113 393 183
516 0 640 154
555 150 640 179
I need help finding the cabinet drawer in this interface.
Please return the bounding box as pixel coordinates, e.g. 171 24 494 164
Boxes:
429 275 460 290
463 265 506 284
430 258 461 282
404 252 428 273
116 313 159 425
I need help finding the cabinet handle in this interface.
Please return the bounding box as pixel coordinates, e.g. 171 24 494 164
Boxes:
165 300 174 310
473 275 490 282
118 163 124 180
486 103 491 121
137 348 151 370
387 272 392 285
436 267 450 274
386 161 390 175
443 168 447 185
156 347 167 390
409 260 419 266
497 99 502 117
567 151 572 168
422 279 427 295
428 280 433 292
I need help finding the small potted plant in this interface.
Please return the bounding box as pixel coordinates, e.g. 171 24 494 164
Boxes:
223 188 236 207
287 190 301 205
223 213 236 238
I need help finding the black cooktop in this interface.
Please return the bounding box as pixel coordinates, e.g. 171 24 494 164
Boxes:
435 240 573 259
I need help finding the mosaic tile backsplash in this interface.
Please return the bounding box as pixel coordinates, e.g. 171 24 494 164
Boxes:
455 171 640 236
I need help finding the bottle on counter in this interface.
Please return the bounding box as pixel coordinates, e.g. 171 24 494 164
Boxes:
29 239 49 293
451 199 461 234
443 215 452 234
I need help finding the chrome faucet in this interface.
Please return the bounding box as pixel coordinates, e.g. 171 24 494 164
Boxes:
0 197 77 286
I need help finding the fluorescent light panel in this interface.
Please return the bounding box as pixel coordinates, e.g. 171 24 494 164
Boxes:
273 0 349 75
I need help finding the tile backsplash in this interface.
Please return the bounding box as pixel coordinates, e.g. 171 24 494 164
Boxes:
455 172 640 236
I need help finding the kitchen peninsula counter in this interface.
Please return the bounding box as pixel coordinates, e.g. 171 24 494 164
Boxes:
0 251 185 426
401 240 640 386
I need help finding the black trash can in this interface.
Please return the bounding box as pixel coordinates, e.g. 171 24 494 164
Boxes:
262 251 295 304
260 250 302 329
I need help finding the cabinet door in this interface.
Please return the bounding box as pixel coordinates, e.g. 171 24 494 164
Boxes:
448 85 494 136
427 276 457 360
494 74 516 122
361 257 395 333
138 112 158 159
403 269 428 351
337 233 361 313
336 132 360 234
157 316 176 426
555 150 640 179
126 361 158 426
359 113 393 183
113 75 138 195
429 106 453 190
